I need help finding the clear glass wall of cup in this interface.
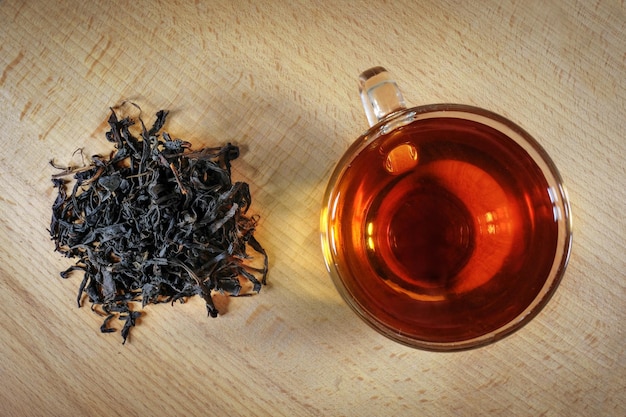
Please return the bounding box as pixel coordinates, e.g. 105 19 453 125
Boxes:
321 67 572 351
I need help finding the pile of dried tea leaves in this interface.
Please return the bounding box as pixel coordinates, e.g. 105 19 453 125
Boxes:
49 104 267 343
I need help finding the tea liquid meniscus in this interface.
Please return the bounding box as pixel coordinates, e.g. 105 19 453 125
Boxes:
326 117 560 343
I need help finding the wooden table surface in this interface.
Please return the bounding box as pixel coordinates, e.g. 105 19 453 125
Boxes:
1 1 624 416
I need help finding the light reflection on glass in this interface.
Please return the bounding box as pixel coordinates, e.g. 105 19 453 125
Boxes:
484 211 497 235
330 192 341 220
547 186 562 221
366 221 375 251
384 143 419 175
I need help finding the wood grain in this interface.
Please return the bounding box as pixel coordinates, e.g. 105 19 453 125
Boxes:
1 0 624 416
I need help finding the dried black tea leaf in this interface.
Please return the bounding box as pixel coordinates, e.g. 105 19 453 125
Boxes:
49 104 268 343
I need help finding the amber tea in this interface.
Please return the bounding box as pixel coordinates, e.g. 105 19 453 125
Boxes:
324 116 564 347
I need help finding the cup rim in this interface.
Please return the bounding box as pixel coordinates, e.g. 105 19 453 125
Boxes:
321 103 573 351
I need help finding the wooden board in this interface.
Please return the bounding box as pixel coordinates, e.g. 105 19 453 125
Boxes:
1 1 624 415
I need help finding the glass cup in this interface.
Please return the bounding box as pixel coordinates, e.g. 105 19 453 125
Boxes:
320 67 572 351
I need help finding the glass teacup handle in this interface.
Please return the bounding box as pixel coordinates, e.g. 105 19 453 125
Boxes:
359 67 407 127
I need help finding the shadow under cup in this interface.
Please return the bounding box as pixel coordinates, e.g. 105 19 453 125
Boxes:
321 105 572 351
